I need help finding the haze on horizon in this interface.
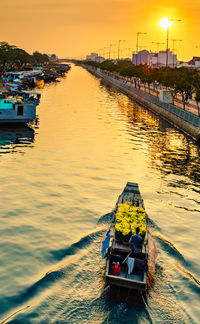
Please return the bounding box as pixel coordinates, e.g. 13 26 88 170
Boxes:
0 0 200 61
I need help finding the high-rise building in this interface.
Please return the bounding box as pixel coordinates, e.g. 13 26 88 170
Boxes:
132 50 177 67
132 50 151 65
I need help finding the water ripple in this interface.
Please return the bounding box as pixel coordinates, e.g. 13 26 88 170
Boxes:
0 65 200 323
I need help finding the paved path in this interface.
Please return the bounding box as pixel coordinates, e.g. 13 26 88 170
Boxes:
124 80 199 117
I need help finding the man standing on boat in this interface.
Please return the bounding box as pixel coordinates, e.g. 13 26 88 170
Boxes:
129 227 143 253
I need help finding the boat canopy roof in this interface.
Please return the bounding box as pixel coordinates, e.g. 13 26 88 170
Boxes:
13 79 22 83
4 72 24 76
7 83 21 88
23 91 40 95
0 98 15 109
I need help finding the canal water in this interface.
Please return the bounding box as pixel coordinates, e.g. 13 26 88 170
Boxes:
0 65 199 324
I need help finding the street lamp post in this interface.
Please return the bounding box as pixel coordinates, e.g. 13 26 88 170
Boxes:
136 32 147 53
166 25 169 66
127 48 133 59
136 32 147 65
139 45 146 50
170 39 182 67
152 42 165 67
118 40 125 60
99 49 103 62
103 47 107 59
109 44 115 60
109 44 112 60
152 41 165 53
195 46 200 61
166 18 181 67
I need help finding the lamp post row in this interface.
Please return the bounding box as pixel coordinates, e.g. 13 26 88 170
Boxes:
97 18 182 64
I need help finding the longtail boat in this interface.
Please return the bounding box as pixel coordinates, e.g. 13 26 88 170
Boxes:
104 182 150 291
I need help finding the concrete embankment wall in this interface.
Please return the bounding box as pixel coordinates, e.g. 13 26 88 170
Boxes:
84 66 200 142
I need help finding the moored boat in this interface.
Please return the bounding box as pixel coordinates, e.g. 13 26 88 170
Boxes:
104 182 150 291
2 69 44 84
0 91 40 124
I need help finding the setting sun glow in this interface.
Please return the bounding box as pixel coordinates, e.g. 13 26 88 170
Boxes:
159 18 173 30
0 0 200 61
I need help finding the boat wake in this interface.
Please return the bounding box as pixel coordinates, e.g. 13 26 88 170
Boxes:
49 228 105 262
0 215 198 324
154 233 185 262
97 211 114 224
173 262 200 287
0 226 106 323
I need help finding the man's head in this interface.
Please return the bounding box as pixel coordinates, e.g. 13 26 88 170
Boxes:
136 227 140 234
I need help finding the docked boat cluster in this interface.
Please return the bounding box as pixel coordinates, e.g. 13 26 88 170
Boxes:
1 63 71 91
0 63 71 124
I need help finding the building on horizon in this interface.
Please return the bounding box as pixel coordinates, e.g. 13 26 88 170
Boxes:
86 52 98 61
96 56 105 63
188 57 200 68
177 57 200 69
86 53 105 62
155 50 177 67
132 50 151 66
132 49 177 67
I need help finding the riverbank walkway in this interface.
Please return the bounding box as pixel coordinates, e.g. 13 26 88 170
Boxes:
98 69 200 127
138 84 199 116
103 74 199 117
84 65 200 141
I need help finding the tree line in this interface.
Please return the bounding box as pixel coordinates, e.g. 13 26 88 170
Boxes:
0 42 57 73
82 59 200 115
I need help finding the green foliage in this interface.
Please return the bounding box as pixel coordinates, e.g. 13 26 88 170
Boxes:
83 59 200 111
0 42 32 70
194 87 200 102
100 60 116 71
0 42 50 72
194 87 200 116
115 60 133 76
32 51 50 65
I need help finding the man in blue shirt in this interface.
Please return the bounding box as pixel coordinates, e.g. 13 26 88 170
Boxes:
129 227 143 253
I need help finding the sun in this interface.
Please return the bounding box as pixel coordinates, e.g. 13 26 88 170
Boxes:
159 18 173 30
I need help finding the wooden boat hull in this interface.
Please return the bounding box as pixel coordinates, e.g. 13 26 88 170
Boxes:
105 259 147 290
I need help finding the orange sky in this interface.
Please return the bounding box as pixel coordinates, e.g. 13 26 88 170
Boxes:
0 0 200 61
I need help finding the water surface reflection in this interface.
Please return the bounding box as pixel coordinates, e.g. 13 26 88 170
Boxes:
0 65 199 324
0 125 35 156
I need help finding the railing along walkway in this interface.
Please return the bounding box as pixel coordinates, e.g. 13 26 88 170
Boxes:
97 71 200 129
